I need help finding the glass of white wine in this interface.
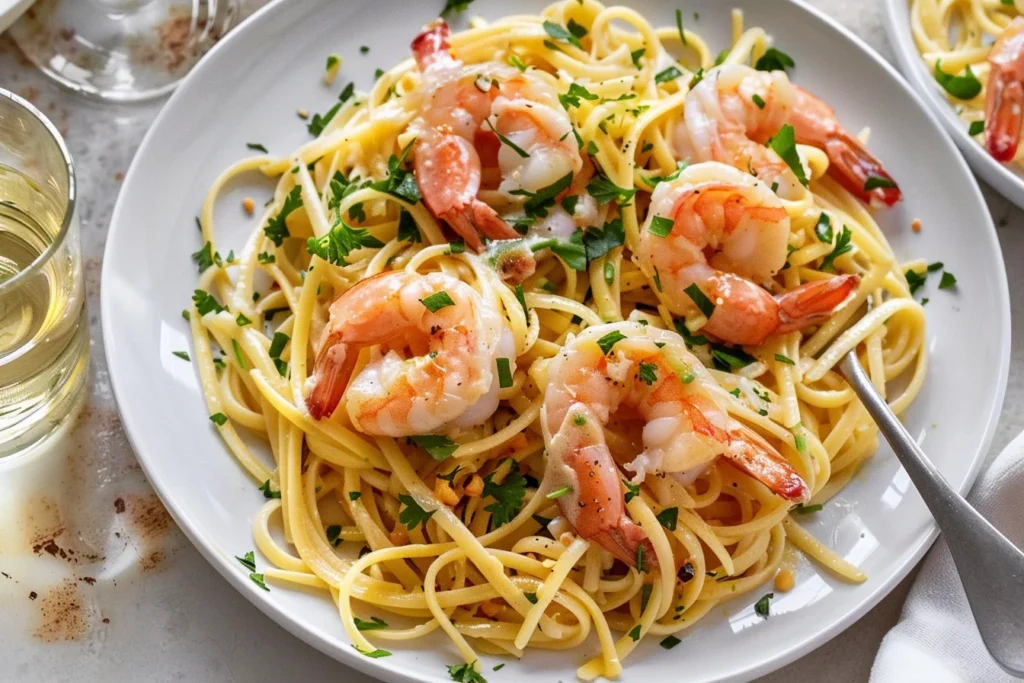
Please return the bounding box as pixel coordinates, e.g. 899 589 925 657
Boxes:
0 89 88 457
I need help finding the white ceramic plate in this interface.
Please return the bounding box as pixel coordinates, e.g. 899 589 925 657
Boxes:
101 0 1010 681
882 0 1024 209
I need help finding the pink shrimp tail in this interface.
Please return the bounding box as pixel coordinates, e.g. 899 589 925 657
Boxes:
591 524 659 570
411 20 455 71
986 75 1024 162
776 274 859 335
726 427 810 502
306 334 351 420
789 87 902 207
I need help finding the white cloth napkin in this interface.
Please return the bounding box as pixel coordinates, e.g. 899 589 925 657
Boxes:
870 430 1024 682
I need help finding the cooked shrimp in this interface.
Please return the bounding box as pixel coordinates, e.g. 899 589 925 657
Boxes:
636 162 859 347
305 270 511 436
678 64 902 207
986 17 1024 162
410 20 584 253
541 322 810 568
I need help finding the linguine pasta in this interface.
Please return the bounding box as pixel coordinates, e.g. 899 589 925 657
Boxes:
188 2 926 678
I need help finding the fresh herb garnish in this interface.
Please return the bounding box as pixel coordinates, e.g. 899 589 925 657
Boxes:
558 82 599 110
968 120 984 136
546 486 572 499
354 616 389 631
397 494 435 530
397 210 421 243
354 646 391 658
774 353 795 365
648 215 674 238
496 357 513 389
586 173 636 206
628 625 642 642
209 413 228 426
660 635 682 649
684 283 716 319
235 551 256 572
246 142 269 153
249 572 270 591
754 48 794 73
655 66 683 84
864 175 896 191
905 269 927 295
637 361 658 385
265 186 303 246
421 291 456 313
543 20 583 49
308 101 343 136
939 271 957 289
191 241 218 273
259 479 281 499
349 491 362 501
821 226 853 272
792 503 823 514
307 219 384 265
656 507 678 531
447 661 487 683
485 119 530 158
596 330 626 354
411 434 458 461
326 524 342 546
514 284 529 319
172 350 190 362
623 479 640 503
675 8 687 45
482 460 528 528
631 47 645 69
767 124 808 186
814 212 833 243
754 593 773 618
752 93 766 109
935 60 982 100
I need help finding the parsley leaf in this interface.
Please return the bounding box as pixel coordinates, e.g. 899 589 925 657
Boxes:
821 226 853 272
172 350 190 362
656 507 678 530
235 551 256 572
767 124 808 186
675 8 687 45
307 218 384 265
939 271 957 290
684 282 716 319
411 434 458 461
543 20 582 49
482 459 528 528
754 48 795 73
935 60 982 100
209 412 228 426
421 291 455 313
447 661 487 683
354 646 391 658
905 269 927 295
558 82 599 110
661 635 682 649
582 217 625 261
586 173 636 206
548 230 587 271
628 625 641 642
968 120 984 136
814 212 833 243
249 572 270 591
648 215 674 238
774 353 795 365
265 186 303 246
246 142 269 153
354 616 389 631
397 494 435 530
623 478 640 503
864 175 897 191
511 172 573 219
655 66 683 84
597 330 626 354
637 361 658 385
191 241 218 273
754 592 773 618
192 289 225 316
630 47 645 69
441 0 474 16
397 210 421 242
496 357 513 389
792 503 823 514
259 479 281 499
308 102 342 136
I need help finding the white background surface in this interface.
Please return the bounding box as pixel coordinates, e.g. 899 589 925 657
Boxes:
1 1 1022 681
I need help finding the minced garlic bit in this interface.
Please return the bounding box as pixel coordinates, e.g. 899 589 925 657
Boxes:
774 568 795 592
479 600 502 618
297 109 309 119
464 474 484 497
324 54 342 85
911 218 922 233
433 477 460 506
242 197 255 215
389 526 409 546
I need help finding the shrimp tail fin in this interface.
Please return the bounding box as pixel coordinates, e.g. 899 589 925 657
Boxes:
592 524 659 570
775 274 859 334
820 135 903 207
985 78 1024 162
306 335 352 421
725 425 810 502
445 199 522 251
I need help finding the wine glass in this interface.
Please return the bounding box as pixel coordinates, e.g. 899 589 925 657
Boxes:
8 0 261 102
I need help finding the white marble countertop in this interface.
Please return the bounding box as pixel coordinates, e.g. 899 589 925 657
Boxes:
1 1 1022 681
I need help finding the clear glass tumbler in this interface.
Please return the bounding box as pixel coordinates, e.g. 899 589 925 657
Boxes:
0 89 89 457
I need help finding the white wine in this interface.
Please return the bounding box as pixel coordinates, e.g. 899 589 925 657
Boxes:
0 163 88 456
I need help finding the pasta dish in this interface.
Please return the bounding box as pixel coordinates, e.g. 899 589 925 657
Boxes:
912 0 1024 164
187 2 928 678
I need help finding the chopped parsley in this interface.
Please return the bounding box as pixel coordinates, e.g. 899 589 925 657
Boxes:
411 434 458 461
421 291 455 313
236 313 252 327
710 345 755 371
398 210 421 242
561 194 579 215
683 283 716 319
307 101 343 136
558 82 599 110
360 45 369 54
648 215 674 238
814 212 833 243
655 66 683 84
754 592 773 618
792 503 823 514
514 284 529 319
265 186 303 246
637 361 658 385
258 251 276 264
582 217 625 261
259 479 281 499
447 662 487 683
596 330 626 354
307 219 384 265
246 142 268 154
191 241 219 273
326 524 342 546
543 20 583 49
660 635 682 649
172 350 190 362
934 60 982 100
774 353 795 365
968 120 984 136
397 494 435 530
354 646 391 658
656 507 678 531
483 460 528 528
604 261 614 284
939 271 957 289
511 171 573 218
524 592 538 604
675 8 687 45
349 491 362 501
628 625 641 642
767 124 808 186
249 572 270 591
643 160 688 188
354 616 389 631
269 331 289 376
752 93 766 109
821 225 853 272
209 412 228 426
496 357 513 389
754 47 794 73
636 544 647 573
631 47 645 69
905 269 927 295
485 118 530 157
623 479 641 503
509 54 527 72
235 551 256 572
586 173 636 206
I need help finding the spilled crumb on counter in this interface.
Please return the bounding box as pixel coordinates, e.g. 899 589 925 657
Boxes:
114 497 125 514
911 218 922 233
33 578 91 642
123 494 172 541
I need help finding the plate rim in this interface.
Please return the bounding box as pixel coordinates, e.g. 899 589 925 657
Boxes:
880 0 1024 210
100 0 1012 680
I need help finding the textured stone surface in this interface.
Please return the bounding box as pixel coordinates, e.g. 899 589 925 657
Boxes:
1 1 1022 680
